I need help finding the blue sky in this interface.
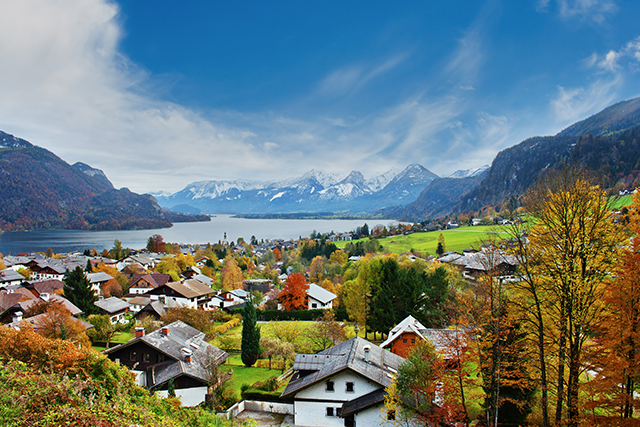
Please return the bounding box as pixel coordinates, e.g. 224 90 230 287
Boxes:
0 0 639 193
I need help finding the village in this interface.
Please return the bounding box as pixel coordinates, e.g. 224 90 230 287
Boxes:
0 222 519 427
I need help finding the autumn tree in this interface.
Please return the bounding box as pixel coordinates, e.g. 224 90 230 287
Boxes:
63 266 97 316
306 310 347 351
436 233 446 256
272 247 282 262
221 256 244 291
279 273 309 311
524 170 622 426
585 191 640 424
34 302 91 347
87 314 117 349
146 234 166 253
111 239 123 260
259 337 295 372
309 256 325 284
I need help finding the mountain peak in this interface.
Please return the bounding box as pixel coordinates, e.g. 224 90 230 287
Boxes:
0 131 32 149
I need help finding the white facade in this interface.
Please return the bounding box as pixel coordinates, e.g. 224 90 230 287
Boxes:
293 371 382 427
308 295 332 310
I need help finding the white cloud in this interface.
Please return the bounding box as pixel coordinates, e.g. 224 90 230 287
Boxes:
550 76 621 125
557 0 617 23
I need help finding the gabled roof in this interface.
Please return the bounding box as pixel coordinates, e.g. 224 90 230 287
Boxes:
105 320 228 386
341 389 387 417
6 313 94 332
94 296 131 314
0 287 36 311
129 273 171 289
136 300 166 318
0 269 25 284
306 283 336 304
380 315 463 357
26 279 64 296
86 272 114 284
151 280 215 299
281 337 403 398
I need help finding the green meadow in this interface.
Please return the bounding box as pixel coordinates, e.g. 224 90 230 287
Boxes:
337 225 511 257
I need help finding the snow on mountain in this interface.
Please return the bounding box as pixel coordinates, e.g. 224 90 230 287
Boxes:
184 180 269 199
366 168 401 192
446 165 489 179
319 171 372 201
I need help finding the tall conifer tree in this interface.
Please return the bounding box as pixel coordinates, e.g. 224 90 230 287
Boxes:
241 298 261 367
63 266 98 315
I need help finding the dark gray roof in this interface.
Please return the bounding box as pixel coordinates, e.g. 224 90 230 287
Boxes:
136 300 166 318
0 269 25 284
105 320 228 386
281 337 404 398
94 296 131 314
341 389 387 417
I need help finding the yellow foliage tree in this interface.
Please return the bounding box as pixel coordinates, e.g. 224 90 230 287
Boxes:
221 256 244 291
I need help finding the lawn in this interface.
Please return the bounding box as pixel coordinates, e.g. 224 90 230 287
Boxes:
337 225 511 256
222 355 283 400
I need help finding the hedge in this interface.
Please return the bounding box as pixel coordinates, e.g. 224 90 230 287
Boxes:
240 388 293 403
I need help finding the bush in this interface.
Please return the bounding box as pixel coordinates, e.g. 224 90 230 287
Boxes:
241 387 289 403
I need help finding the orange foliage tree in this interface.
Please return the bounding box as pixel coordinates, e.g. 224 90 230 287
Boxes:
585 192 640 424
34 302 91 347
279 273 309 311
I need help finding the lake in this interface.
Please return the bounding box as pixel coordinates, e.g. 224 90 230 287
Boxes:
0 215 399 254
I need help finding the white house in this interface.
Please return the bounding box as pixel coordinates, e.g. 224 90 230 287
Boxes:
307 283 337 310
86 272 114 295
281 337 405 427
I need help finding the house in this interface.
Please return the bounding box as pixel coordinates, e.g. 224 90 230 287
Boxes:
86 272 115 295
307 283 337 310
281 337 404 427
244 278 273 294
104 320 229 406
117 254 156 271
0 292 83 324
94 296 132 324
127 296 151 313
27 262 66 281
128 273 171 295
0 286 37 312
135 300 166 321
0 269 25 288
24 279 64 297
146 279 215 309
380 315 463 360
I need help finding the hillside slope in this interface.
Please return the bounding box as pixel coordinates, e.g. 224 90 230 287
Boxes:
0 130 173 231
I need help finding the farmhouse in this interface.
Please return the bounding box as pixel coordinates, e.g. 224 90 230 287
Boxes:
104 320 228 406
380 315 462 360
281 337 404 427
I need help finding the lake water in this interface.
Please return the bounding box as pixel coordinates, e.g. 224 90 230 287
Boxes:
0 215 398 254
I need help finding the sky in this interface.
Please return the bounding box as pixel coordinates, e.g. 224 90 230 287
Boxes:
0 0 640 194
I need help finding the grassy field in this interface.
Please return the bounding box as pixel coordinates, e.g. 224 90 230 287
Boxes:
337 225 511 256
611 194 633 209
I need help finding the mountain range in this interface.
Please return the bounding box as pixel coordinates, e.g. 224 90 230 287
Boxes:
153 164 468 214
3 96 640 231
0 131 205 232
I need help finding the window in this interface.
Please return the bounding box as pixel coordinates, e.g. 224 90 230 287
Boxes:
402 338 407 343
411 339 416 344
158 354 164 362
129 351 137 361
336 408 342 417
326 381 334 392
386 409 396 420
344 414 355 427
143 353 150 362
326 407 334 417
312 303 317 309
346 382 354 392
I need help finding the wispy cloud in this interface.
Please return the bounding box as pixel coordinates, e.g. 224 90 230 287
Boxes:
550 76 621 125
318 53 409 97
539 0 618 23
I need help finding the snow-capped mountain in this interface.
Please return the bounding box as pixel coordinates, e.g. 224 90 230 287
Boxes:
155 164 440 214
447 165 489 179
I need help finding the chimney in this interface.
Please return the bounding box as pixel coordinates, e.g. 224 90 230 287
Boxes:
12 311 23 323
363 345 371 363
181 348 192 363
161 326 169 336
40 292 50 302
135 327 145 338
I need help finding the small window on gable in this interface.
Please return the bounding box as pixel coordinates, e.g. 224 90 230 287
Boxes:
312 303 317 309
346 382 354 392
326 381 334 392
143 353 150 362
158 354 164 362
129 351 136 361
402 338 407 343
411 339 416 344
326 407 334 417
